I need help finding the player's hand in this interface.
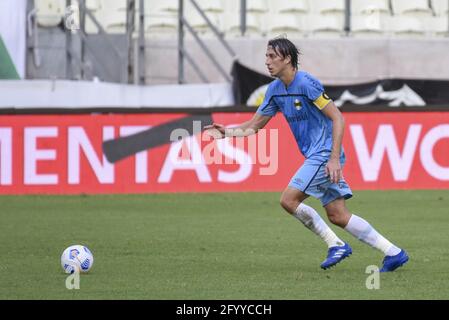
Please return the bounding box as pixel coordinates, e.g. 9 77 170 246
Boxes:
204 123 226 139
326 158 342 184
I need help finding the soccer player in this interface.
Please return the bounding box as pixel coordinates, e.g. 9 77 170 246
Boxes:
205 38 409 272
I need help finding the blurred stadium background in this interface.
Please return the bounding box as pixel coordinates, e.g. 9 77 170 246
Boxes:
1 0 449 300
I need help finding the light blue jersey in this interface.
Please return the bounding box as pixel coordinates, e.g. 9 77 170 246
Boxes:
257 71 352 205
257 71 345 163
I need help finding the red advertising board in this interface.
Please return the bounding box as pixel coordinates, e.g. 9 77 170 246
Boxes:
0 112 448 194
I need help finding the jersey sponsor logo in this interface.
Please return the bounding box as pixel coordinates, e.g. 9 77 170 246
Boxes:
285 113 309 123
294 99 302 111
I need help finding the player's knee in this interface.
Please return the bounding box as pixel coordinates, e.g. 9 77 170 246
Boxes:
279 194 299 214
327 211 341 225
325 199 349 226
326 209 348 227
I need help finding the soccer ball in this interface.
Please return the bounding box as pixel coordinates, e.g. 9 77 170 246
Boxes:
61 245 94 274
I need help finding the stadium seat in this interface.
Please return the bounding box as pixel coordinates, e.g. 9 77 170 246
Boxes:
195 0 224 13
145 14 177 30
99 0 126 12
351 14 385 37
351 0 390 15
83 0 125 34
390 16 426 37
224 12 264 37
427 16 449 36
246 0 268 13
309 0 345 15
137 0 179 37
102 9 127 33
391 0 432 17
277 0 309 13
308 14 344 37
83 2 129 34
140 0 178 15
145 14 178 36
183 0 223 34
157 0 179 13
350 0 390 36
223 0 269 37
186 9 222 35
34 0 64 27
431 0 449 16
85 0 102 11
268 13 303 37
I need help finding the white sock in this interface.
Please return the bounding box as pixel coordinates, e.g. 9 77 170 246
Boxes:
344 214 401 256
293 203 345 248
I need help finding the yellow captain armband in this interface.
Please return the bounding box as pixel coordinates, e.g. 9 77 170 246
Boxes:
313 92 332 110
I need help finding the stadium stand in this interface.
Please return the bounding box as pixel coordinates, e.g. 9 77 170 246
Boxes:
28 0 449 84
33 0 449 38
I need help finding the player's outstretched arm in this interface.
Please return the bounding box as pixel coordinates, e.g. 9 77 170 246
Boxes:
204 113 272 139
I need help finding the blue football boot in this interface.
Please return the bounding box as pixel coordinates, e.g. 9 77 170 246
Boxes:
320 243 352 270
380 249 409 272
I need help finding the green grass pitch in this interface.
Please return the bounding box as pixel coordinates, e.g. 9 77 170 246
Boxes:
0 191 448 300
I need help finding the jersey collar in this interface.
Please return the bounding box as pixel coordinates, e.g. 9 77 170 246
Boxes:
285 71 304 93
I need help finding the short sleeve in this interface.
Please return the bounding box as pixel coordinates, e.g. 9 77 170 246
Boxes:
303 73 324 101
303 73 332 110
256 82 279 117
